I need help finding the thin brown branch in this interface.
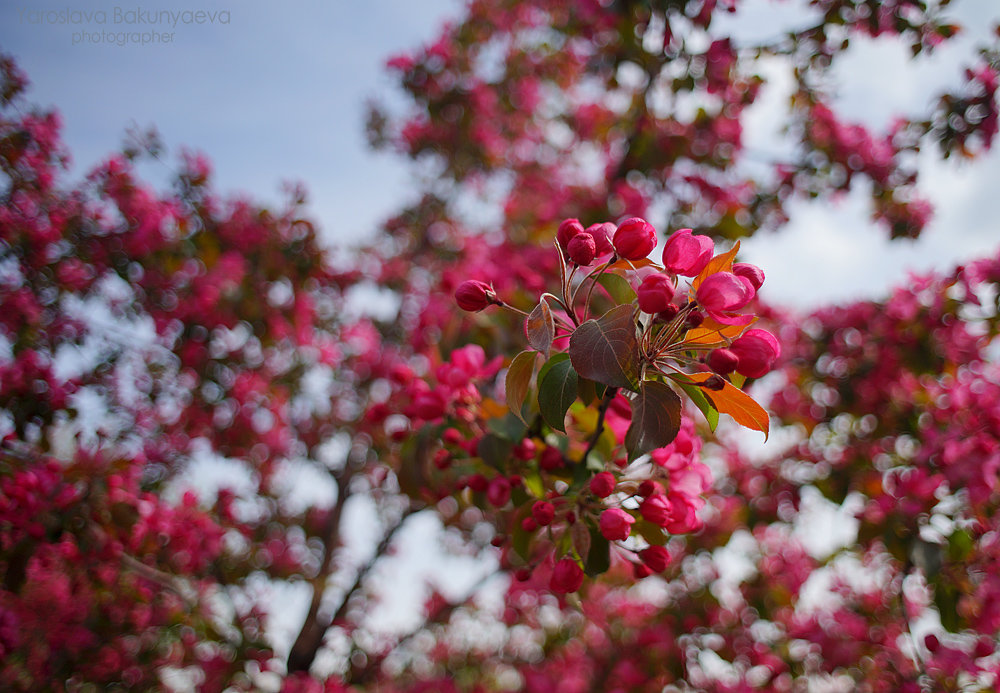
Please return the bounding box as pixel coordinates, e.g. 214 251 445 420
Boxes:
287 497 418 674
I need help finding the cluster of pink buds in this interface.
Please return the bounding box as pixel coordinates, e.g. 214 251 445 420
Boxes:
444 216 780 592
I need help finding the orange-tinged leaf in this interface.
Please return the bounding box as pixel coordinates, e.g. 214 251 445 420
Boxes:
607 257 659 273
505 350 537 423
480 397 511 421
692 240 740 290
687 372 769 439
683 318 755 346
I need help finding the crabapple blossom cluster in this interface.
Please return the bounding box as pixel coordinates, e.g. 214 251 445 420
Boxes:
441 216 778 591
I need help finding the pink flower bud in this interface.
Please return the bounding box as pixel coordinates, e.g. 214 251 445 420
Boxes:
695 272 753 313
685 310 705 327
662 229 714 276
467 474 488 493
729 328 781 378
540 446 565 471
637 273 676 314
455 280 496 312
638 480 663 497
557 218 585 251
550 557 584 593
732 262 765 291
585 222 616 256
657 304 680 322
640 545 671 572
707 348 739 375
589 471 616 498
487 477 512 507
532 500 556 526
567 233 596 266
599 507 635 541
513 439 537 460
613 217 657 260
640 493 672 527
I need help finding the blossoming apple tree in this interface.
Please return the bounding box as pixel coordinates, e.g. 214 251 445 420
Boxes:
2 0 1000 690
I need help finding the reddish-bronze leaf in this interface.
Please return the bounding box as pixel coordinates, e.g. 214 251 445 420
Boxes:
568 304 640 391
625 380 682 462
525 297 556 354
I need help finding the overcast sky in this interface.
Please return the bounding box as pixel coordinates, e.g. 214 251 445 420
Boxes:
1 0 998 313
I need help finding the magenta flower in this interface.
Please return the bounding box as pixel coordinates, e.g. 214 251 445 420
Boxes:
613 217 657 260
550 557 584 593
729 328 781 378
637 273 676 314
640 545 671 573
695 271 754 322
640 493 672 527
599 508 635 541
662 229 714 277
732 262 765 291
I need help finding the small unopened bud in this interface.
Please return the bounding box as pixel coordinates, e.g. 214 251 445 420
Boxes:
638 480 663 497
656 304 680 323
707 348 739 375
589 472 616 498
532 501 555 526
640 545 671 572
455 280 497 312
557 218 585 251
701 374 726 391
567 233 597 266
685 310 705 328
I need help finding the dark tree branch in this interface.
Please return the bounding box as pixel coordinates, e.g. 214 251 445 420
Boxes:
287 491 418 674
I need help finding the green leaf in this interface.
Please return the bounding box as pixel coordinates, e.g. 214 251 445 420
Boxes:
477 433 513 470
505 350 537 424
522 470 545 499
568 304 640 391
577 377 598 406
625 380 682 462
537 351 568 385
596 272 636 305
525 297 556 354
635 518 668 546
677 380 719 432
537 355 578 433
571 521 591 563
585 526 611 576
512 516 532 561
